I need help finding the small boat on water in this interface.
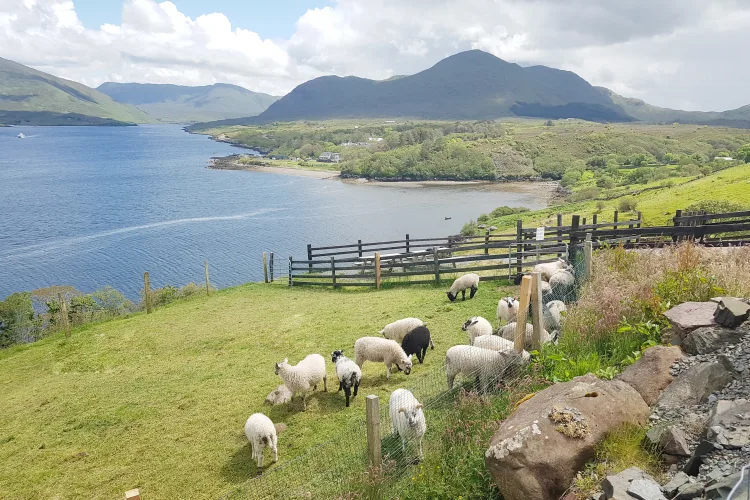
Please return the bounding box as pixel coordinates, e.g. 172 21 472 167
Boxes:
17 133 25 139
444 216 452 220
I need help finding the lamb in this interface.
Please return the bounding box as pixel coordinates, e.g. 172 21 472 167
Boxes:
472 334 531 362
244 413 278 470
389 388 426 461
380 317 433 348
446 273 480 302
354 337 413 379
264 384 292 406
331 350 362 407
461 316 494 345
496 297 519 328
532 258 570 281
498 322 552 349
445 345 523 392
401 326 433 364
274 354 327 411
543 300 567 333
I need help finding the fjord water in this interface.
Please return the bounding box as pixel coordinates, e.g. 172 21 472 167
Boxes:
0 125 546 299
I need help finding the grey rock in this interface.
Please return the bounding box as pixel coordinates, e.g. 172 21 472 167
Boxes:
683 440 718 476
603 467 656 500
704 471 746 499
662 426 692 456
664 301 718 336
662 471 689 497
627 478 666 500
713 297 750 328
674 481 703 499
617 345 684 406
707 399 750 449
658 362 733 408
683 326 746 355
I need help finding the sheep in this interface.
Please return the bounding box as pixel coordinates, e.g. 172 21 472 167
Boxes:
548 269 575 301
446 273 480 302
498 322 552 349
461 316 494 345
354 337 413 379
472 334 531 362
445 345 523 392
331 350 362 407
496 297 519 328
541 281 552 294
380 318 433 348
274 354 327 411
401 326 433 364
244 413 278 470
543 300 567 332
389 388 426 461
264 384 292 406
532 258 570 281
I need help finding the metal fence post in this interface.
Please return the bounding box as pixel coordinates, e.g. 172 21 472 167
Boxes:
556 213 563 257
358 239 363 258
569 215 581 266
530 273 543 351
269 252 274 282
405 234 410 253
516 220 523 277
331 256 337 288
288 257 293 287
366 395 382 468
263 252 269 283
307 244 313 272
584 233 593 282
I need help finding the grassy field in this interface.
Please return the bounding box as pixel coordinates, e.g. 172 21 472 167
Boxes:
0 280 517 499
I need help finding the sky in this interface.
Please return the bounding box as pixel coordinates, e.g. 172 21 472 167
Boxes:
1 0 750 111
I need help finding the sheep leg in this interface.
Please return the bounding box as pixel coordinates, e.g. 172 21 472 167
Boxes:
302 393 307 411
446 372 455 390
385 363 391 380
417 436 424 461
401 436 407 453
461 289 466 301
338 381 343 392
469 286 477 299
272 443 278 463
429 336 434 350
256 445 263 469
323 375 327 392
344 386 351 407
353 380 359 397
418 348 425 364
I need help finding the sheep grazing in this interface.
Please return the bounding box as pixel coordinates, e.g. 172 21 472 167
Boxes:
498 322 552 349
461 316 494 345
389 388 426 461
548 269 575 300
274 354 327 411
331 350 362 407
446 273 480 302
264 384 292 406
380 317 432 348
244 413 278 470
496 297 519 328
532 258 570 281
445 345 523 392
401 326 433 364
472 334 531 362
354 337 413 379
543 300 567 333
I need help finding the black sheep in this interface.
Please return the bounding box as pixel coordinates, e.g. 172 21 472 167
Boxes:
401 326 433 364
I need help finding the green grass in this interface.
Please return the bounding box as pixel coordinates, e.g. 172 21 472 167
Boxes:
0 280 517 499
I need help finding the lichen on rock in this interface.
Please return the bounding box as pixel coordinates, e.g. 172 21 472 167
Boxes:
549 405 590 438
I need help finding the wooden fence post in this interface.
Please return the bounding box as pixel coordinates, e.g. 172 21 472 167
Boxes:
358 239 363 258
592 214 598 226
365 395 382 468
204 260 211 296
556 213 563 257
331 257 337 288
307 244 313 272
485 229 490 255
613 210 619 226
530 273 543 351
288 257 293 286
635 211 642 245
515 275 532 353
263 252 269 283
375 253 381 289
405 234 410 253
58 292 70 337
124 488 141 500
516 220 523 277
584 233 593 282
433 247 440 283
269 252 274 282
569 215 581 265
582 217 587 226
144 272 152 314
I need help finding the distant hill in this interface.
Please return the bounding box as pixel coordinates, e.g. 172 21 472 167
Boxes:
0 57 154 125
241 50 630 123
595 87 750 128
97 82 279 123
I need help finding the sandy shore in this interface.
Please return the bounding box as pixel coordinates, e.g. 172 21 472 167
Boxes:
250 165 340 179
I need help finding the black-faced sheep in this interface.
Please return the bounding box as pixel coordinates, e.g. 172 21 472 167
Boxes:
461 316 494 345
331 350 362 407
401 326 433 364
446 273 480 302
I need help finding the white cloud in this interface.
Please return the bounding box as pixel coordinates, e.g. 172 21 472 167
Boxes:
1 0 750 109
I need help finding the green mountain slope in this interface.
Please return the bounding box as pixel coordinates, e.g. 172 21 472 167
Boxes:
245 50 632 124
0 57 154 125
97 82 279 123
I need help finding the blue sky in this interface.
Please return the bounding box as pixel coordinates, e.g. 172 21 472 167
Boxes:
72 0 330 39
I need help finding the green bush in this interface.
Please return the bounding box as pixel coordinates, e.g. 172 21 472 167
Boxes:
477 213 489 224
570 187 601 202
0 292 35 348
596 175 616 189
684 199 746 214
489 206 530 218
654 268 725 306
460 220 478 236
596 200 606 212
618 196 638 212
561 169 583 187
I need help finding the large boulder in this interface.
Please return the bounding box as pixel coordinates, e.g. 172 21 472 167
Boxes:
617 345 684 405
706 399 750 449
682 324 749 355
664 302 718 341
657 362 733 408
485 374 650 500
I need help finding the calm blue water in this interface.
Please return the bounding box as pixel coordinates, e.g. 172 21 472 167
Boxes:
0 125 546 299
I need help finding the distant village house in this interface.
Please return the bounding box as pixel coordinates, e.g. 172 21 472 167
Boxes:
318 152 341 163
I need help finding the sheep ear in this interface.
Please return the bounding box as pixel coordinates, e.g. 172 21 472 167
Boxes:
415 404 423 410
283 358 288 364
399 408 406 413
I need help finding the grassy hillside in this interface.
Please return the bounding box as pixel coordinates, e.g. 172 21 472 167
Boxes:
97 82 278 123
0 280 515 499
0 57 155 125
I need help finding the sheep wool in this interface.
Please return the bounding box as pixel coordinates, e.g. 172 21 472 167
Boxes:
331 350 362 407
532 258 569 281
265 384 292 406
498 322 552 349
496 297 519 328
446 273 480 302
354 336 412 379
445 345 522 392
543 300 567 332
389 388 426 461
461 316 494 345
401 326 433 364
380 317 429 345
244 413 278 469
274 354 327 411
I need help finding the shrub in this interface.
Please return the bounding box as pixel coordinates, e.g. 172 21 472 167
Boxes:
0 292 35 348
561 169 583 187
618 196 638 212
684 199 746 214
477 213 489 224
460 220 478 236
596 176 616 189
596 200 606 212
489 206 530 218
569 187 601 202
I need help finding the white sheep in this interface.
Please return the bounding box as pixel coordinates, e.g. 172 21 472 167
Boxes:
461 316 494 345
541 281 552 294
389 388 426 461
244 413 278 470
498 322 552 349
532 258 569 281
331 349 362 407
274 354 327 411
445 345 523 392
446 273 480 302
264 384 292 406
549 269 574 288
380 317 433 348
496 297 519 328
543 300 567 332
354 337 413 379
472 335 531 362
